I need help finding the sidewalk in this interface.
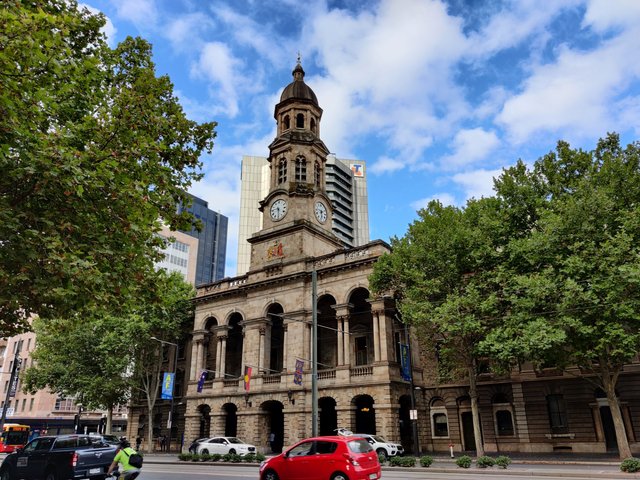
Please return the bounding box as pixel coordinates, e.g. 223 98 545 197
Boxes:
141 452 640 478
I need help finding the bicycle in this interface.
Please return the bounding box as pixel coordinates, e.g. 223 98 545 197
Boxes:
106 468 141 480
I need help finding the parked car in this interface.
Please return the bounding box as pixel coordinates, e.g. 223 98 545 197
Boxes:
259 435 381 480
0 434 117 480
88 433 121 446
188 437 209 453
196 436 256 456
352 433 404 460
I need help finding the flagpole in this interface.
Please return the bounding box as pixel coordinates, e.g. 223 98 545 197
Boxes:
312 269 318 437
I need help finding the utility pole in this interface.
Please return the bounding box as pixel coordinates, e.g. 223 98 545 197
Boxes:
0 340 23 433
151 337 179 453
311 269 318 437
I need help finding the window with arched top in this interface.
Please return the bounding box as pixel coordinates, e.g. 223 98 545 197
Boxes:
429 397 449 438
278 158 287 184
295 156 307 182
296 113 304 128
310 118 316 134
314 161 321 188
283 115 290 130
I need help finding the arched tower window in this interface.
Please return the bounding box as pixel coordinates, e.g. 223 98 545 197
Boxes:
310 118 316 134
283 115 290 130
278 158 287 184
295 156 307 182
314 161 321 188
296 113 304 128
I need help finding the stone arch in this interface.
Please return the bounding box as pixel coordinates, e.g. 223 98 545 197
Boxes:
317 294 337 370
295 155 307 182
203 316 219 379
197 404 211 438
319 396 338 435
296 112 304 128
352 394 376 434
265 303 285 373
225 312 244 378
283 115 290 130
348 288 373 366
260 400 285 453
310 117 316 134
222 402 238 437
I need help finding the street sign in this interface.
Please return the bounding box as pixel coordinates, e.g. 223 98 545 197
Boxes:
410 409 417 420
5 407 14 417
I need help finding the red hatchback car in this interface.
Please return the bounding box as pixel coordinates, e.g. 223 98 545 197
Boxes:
259 435 381 480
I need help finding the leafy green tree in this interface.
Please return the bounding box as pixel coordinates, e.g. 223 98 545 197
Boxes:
0 1 216 335
23 271 195 437
486 133 640 459
370 198 507 456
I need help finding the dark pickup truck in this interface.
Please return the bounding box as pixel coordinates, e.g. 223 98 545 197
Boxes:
0 434 117 480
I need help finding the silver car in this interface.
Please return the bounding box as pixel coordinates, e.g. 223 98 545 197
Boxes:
196 436 256 456
353 433 403 460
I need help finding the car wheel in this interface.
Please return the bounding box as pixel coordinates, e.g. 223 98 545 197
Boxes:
376 448 388 461
0 468 13 480
200 449 209 455
229 449 236 455
331 472 349 480
45 470 57 480
262 469 279 480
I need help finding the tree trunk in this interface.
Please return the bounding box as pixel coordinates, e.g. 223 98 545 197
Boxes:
602 371 632 459
468 363 485 456
106 406 113 434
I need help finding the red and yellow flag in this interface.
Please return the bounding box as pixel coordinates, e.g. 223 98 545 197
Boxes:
243 366 252 391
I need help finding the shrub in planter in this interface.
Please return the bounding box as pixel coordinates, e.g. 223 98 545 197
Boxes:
210 453 222 462
243 453 256 463
401 456 416 467
178 453 192 461
495 455 511 469
419 455 434 467
388 456 403 467
255 453 266 462
191 454 201 462
455 455 472 468
200 453 211 462
476 455 495 468
377 453 386 464
621 458 640 473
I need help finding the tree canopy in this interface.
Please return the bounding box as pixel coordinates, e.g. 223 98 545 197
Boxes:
0 0 216 335
370 133 640 458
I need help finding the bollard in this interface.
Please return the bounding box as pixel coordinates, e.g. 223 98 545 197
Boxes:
449 443 454 458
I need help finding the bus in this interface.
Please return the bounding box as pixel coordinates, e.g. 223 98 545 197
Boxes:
0 423 30 453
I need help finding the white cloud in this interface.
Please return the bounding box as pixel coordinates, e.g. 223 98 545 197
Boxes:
439 128 500 169
369 156 404 175
582 0 640 32
411 192 457 211
111 0 157 27
165 13 214 50
192 42 244 118
497 16 640 143
452 168 504 201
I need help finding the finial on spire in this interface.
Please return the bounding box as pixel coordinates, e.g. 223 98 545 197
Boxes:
296 51 301 66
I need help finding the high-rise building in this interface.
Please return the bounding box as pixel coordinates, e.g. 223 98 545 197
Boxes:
236 155 368 275
155 226 199 285
179 194 228 285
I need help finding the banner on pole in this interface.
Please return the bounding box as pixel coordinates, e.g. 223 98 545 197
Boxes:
399 344 412 382
161 372 174 400
243 366 252 391
293 359 304 386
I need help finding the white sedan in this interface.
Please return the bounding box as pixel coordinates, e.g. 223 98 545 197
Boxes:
196 436 256 456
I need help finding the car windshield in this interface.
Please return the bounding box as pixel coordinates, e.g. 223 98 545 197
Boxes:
226 438 243 444
348 439 373 453
371 435 387 443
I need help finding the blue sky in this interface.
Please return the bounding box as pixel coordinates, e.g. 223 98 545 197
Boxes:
83 0 640 277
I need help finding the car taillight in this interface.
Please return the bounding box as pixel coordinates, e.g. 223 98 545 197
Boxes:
71 452 78 467
343 453 360 466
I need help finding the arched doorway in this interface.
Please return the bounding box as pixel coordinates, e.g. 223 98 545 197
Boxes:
354 395 376 434
225 313 243 378
197 404 211 438
348 289 373 366
319 397 337 435
223 403 238 437
262 400 285 453
458 396 477 452
317 295 337 369
398 394 413 453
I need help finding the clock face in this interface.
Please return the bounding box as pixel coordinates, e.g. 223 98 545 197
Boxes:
270 199 288 221
314 201 327 223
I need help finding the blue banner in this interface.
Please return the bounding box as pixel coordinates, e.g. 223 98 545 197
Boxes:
161 372 174 399
399 344 412 382
293 359 304 386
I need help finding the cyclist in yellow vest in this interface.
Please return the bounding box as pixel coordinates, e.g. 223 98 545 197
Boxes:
107 437 141 479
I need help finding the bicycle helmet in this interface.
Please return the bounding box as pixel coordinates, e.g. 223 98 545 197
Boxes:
118 436 130 448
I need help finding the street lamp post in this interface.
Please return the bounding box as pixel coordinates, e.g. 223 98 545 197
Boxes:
151 336 178 453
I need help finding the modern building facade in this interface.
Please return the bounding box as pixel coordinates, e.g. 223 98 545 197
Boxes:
179 194 228 285
236 154 369 275
155 226 199 285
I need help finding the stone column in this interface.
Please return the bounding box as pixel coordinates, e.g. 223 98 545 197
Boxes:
333 303 352 366
369 298 392 363
282 325 289 371
511 383 531 446
337 316 344 366
259 326 266 373
372 311 380 362
190 331 206 380
219 336 228 378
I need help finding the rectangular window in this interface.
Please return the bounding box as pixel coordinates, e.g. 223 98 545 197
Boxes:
547 394 569 433
433 413 449 436
30 398 34 411
355 336 368 366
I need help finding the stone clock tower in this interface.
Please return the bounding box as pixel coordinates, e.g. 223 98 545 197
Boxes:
248 60 343 270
